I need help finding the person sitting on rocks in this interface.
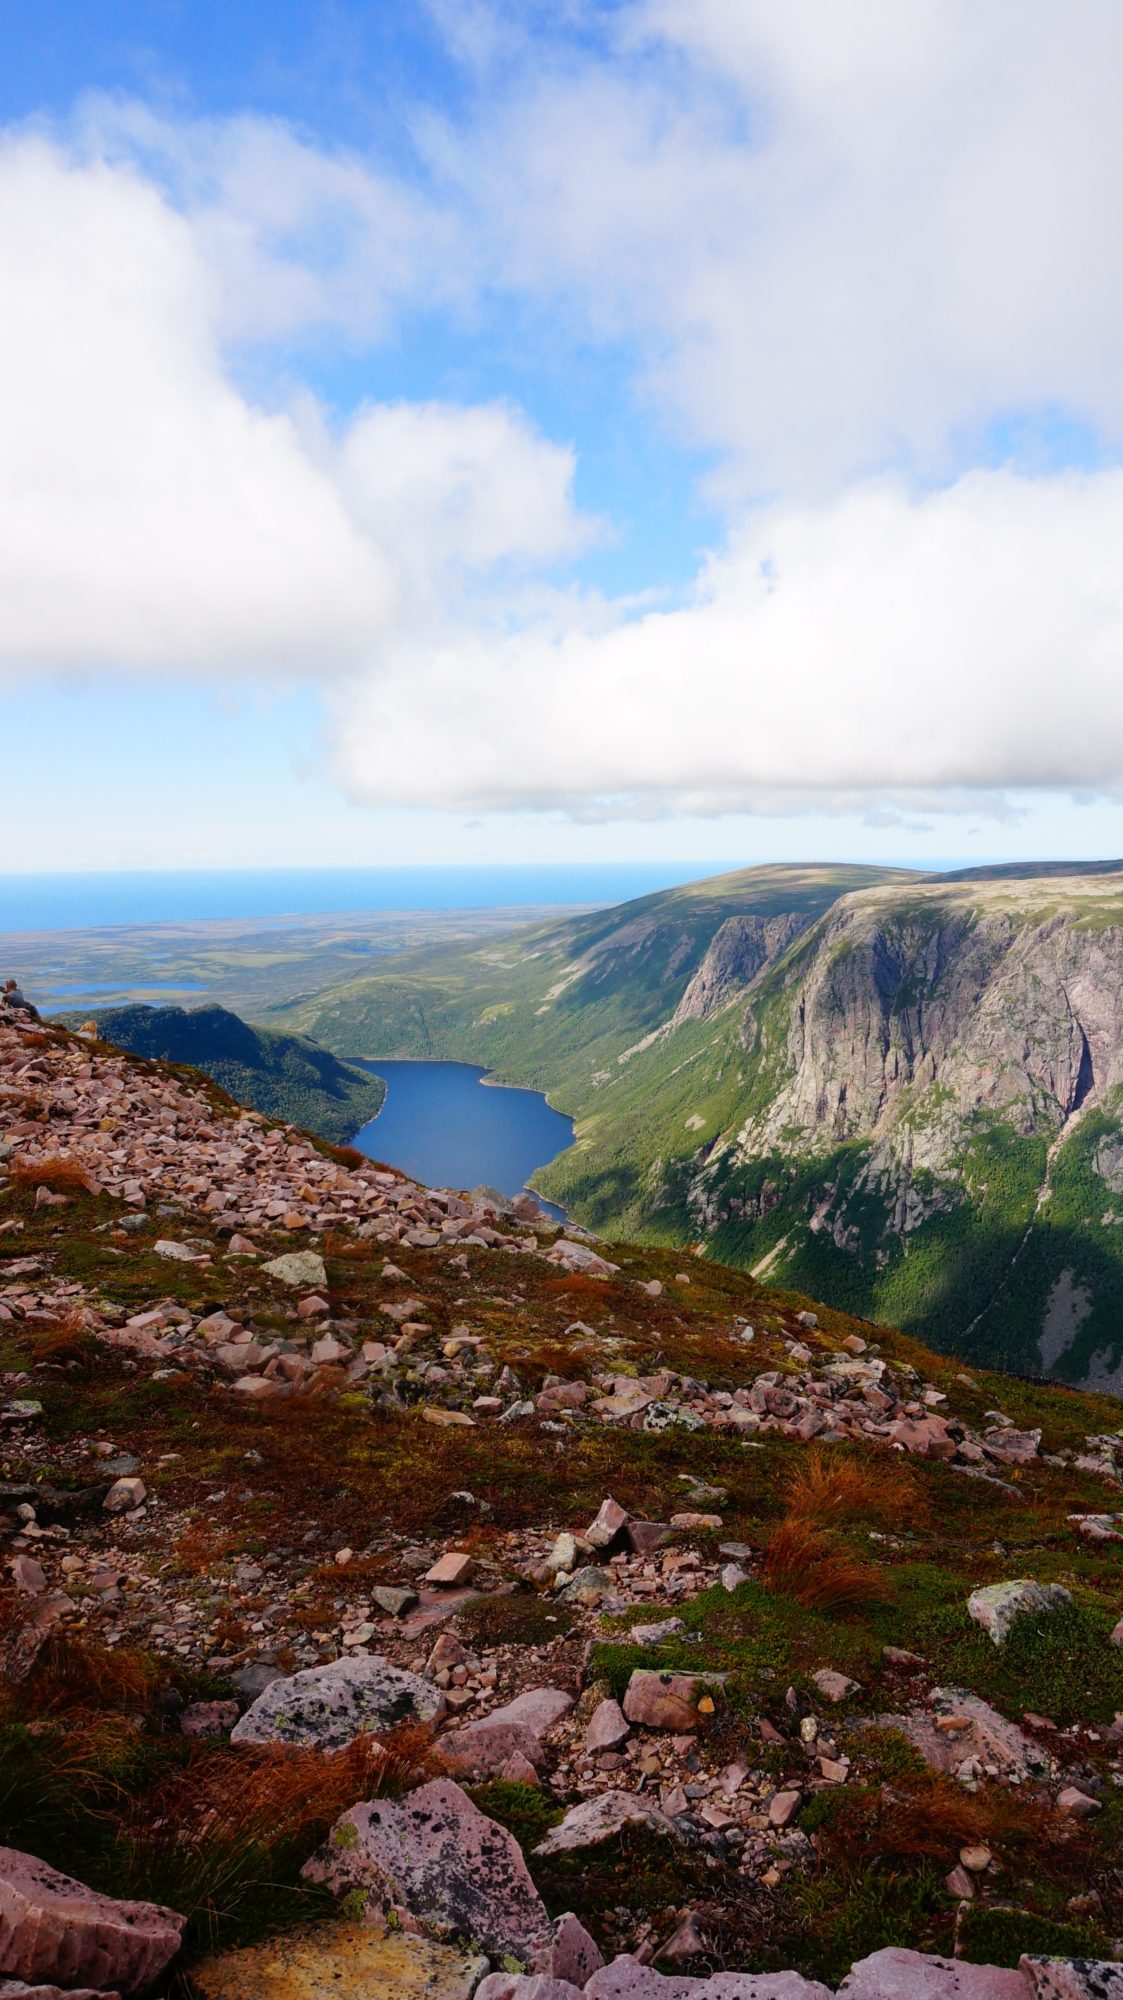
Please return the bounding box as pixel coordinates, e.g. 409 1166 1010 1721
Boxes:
2 979 39 1020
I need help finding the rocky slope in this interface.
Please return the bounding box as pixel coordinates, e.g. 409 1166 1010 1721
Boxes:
57 1001 384 1146
269 864 1123 1389
1 980 1122 1997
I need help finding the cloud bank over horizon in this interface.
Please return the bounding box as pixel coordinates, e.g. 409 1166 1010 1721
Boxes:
4 2 1123 832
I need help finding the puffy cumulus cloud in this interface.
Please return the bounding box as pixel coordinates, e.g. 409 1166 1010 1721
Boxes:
73 96 462 344
329 467 1123 814
444 0 1123 488
0 135 585 680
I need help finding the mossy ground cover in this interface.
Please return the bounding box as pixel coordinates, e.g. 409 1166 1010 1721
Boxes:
3 1148 1123 1986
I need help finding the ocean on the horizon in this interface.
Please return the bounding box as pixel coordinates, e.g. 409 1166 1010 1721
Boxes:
0 863 735 934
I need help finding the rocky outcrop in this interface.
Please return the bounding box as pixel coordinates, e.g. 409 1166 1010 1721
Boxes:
663 875 1123 1379
731 893 1123 1157
672 914 809 1025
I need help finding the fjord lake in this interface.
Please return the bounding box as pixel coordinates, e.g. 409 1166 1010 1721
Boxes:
350 1060 574 1216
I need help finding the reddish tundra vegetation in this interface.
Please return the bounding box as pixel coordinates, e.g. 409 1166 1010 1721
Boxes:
0 982 1120 1999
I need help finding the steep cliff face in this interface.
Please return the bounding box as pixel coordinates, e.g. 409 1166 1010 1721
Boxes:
734 896 1123 1155
671 912 808 1024
666 879 1123 1387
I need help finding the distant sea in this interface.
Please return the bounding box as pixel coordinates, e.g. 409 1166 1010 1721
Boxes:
0 864 736 934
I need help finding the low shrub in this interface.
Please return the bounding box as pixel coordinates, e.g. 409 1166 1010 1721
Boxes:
9 1153 97 1195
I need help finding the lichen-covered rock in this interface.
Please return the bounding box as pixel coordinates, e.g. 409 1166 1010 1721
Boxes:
0 1846 183 1996
261 1251 328 1289
1021 1958 1123 1997
966 1581 1073 1646
303 1778 552 1966
229 1654 442 1750
191 1921 489 1999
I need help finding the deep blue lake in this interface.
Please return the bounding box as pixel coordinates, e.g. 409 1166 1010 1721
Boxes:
351 1060 574 1218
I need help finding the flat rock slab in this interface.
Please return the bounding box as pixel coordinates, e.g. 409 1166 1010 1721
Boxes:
230 1654 443 1750
534 1791 681 1858
871 1687 1051 1785
583 1959 831 1997
476 1980 584 2000
192 1922 488 1999
839 1947 1031 1997
303 1778 552 1966
0 1845 183 1997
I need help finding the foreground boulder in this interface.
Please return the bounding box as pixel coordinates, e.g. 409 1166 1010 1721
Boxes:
0 1847 183 1996
303 1777 553 1966
229 1653 443 1750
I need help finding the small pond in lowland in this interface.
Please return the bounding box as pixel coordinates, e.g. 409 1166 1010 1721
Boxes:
350 1059 574 1219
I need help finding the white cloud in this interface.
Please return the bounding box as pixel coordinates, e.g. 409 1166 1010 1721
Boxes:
0 136 585 680
330 467 1123 813
442 0 1123 489
7 18 1123 832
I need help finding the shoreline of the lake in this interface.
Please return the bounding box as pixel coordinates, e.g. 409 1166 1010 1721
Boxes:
349 1056 574 1219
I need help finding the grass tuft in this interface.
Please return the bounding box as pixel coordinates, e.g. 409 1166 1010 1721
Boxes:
764 1518 892 1614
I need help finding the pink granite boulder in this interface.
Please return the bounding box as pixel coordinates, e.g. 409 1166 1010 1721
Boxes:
838 1947 1031 1996
533 1792 680 1857
435 1686 574 1779
302 1777 552 1966
585 1698 630 1752
623 1671 713 1732
0 1847 183 1996
551 1912 604 1986
475 1981 584 2000
584 1960 832 1997
435 1719 545 1780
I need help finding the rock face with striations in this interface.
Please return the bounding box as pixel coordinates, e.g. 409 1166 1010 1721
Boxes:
667 874 1123 1384
671 913 810 1025
0 1847 183 1996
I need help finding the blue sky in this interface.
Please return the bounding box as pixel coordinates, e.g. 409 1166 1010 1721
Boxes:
4 1 1123 873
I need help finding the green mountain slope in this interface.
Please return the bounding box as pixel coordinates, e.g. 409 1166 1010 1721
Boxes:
69 1002 385 1145
265 862 1123 1387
